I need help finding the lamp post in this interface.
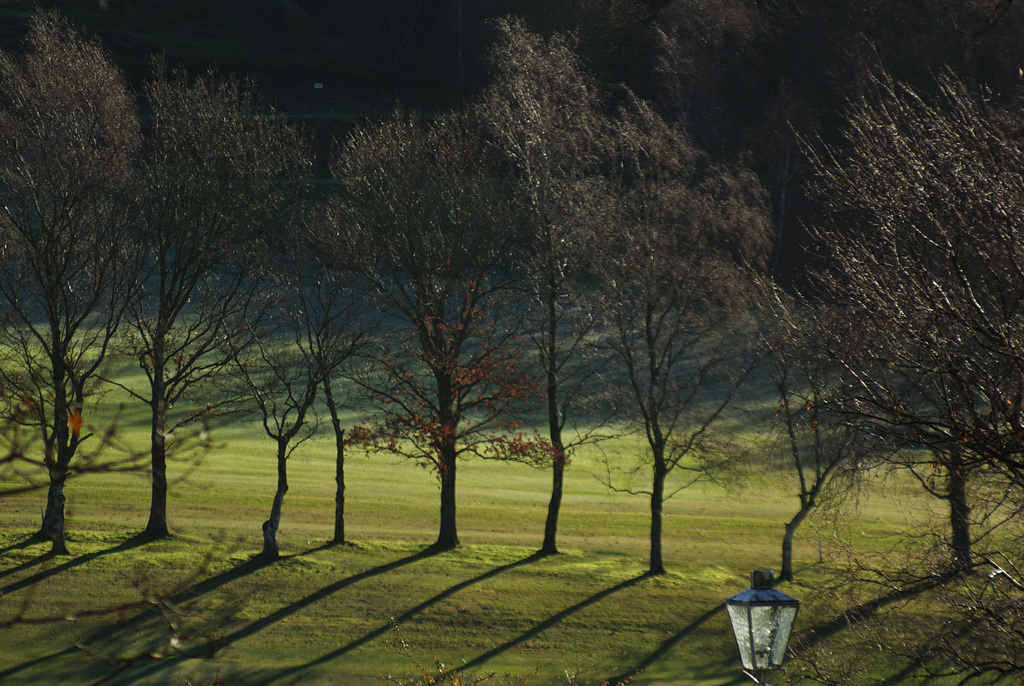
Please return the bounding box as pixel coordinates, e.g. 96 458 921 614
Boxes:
725 570 800 685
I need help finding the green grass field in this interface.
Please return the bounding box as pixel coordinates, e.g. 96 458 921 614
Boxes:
0 399 951 685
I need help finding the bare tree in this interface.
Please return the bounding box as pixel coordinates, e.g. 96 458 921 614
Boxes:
764 301 883 582
809 69 1024 574
300 209 375 546
475 16 614 556
596 94 771 575
791 68 1024 683
226 270 324 562
218 186 376 560
0 12 141 555
337 112 552 551
122 61 311 540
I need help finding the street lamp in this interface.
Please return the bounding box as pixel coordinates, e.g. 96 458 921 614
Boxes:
726 570 800 685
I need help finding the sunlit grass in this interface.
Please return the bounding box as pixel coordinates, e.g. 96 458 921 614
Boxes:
0 361 971 685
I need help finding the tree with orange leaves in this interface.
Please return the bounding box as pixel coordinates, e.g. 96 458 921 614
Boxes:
336 111 552 550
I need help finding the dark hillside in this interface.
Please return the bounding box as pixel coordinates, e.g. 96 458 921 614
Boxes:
1 0 400 115
3 0 1023 281
0 1 664 115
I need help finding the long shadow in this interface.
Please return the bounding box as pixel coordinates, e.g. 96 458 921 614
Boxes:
603 603 727 686
164 554 273 605
791 573 949 653
0 532 150 595
878 658 928 686
0 549 53 581
774 572 957 686
0 546 272 683
454 572 650 674
875 621 976 686
213 545 439 647
0 533 43 561
121 545 441 684
0 637 76 681
262 551 545 685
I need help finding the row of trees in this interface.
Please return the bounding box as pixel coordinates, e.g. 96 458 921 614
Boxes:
4 7 1024 682
0 13 769 576
0 13 313 556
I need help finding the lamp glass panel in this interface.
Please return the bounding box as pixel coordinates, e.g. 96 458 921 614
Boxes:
727 604 798 670
726 604 754 669
752 605 797 667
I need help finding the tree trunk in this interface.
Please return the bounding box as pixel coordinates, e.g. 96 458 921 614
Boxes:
541 300 564 555
322 378 347 545
39 478 57 539
780 506 810 582
434 372 460 550
39 356 72 555
143 396 170 538
435 442 459 549
260 439 290 560
333 427 346 545
41 466 69 555
649 446 667 575
948 451 972 572
541 449 565 555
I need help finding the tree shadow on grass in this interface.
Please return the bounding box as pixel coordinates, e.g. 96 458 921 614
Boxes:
454 572 650 675
210 545 440 647
0 532 150 595
0 541 271 684
0 547 51 581
603 603 730 685
260 550 546 685
120 544 441 684
800 572 961 686
0 532 43 563
791 573 949 653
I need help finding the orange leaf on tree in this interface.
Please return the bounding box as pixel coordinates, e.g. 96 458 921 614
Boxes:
68 410 83 435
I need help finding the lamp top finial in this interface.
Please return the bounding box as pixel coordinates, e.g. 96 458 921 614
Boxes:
751 570 774 589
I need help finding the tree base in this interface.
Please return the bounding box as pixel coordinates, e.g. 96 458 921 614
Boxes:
254 549 280 563
429 538 460 552
139 524 173 541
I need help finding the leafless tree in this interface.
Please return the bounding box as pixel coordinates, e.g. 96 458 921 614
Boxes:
792 67 1024 683
595 93 771 575
475 16 614 556
218 189 377 560
0 12 141 555
809 68 1024 574
298 209 375 546
763 300 885 581
225 272 324 562
122 61 311 540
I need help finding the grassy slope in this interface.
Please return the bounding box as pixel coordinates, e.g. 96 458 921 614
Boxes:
0 396 939 686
